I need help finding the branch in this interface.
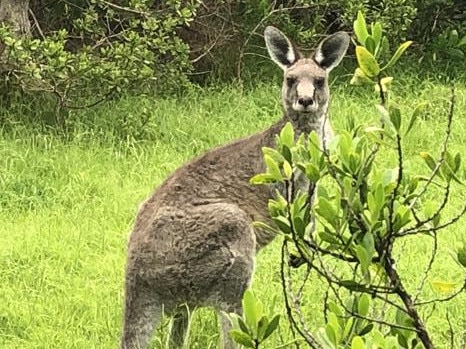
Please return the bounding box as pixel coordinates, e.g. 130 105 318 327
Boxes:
381 253 435 348
413 234 438 302
99 0 149 17
28 9 45 40
405 87 456 231
281 241 322 349
399 201 466 236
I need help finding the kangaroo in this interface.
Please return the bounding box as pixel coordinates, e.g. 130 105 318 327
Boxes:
120 26 349 349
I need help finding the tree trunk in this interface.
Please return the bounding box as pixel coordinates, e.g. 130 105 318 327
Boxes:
0 0 30 37
0 0 30 107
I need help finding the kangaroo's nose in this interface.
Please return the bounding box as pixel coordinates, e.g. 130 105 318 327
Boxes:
298 97 314 107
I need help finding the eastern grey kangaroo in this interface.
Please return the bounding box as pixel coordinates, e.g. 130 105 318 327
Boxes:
120 26 349 349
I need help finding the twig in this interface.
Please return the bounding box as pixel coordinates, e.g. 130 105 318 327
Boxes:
446 310 455 349
28 9 45 40
99 0 149 16
381 253 435 349
406 87 456 223
190 22 225 64
400 202 466 236
413 234 438 303
281 241 321 349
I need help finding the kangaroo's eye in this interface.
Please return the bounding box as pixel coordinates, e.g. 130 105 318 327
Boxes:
286 76 297 87
315 78 325 89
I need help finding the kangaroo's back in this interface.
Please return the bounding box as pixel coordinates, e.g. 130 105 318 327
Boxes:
131 119 286 246
120 26 349 349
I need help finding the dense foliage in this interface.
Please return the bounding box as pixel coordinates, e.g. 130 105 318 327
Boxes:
0 0 465 127
235 12 466 349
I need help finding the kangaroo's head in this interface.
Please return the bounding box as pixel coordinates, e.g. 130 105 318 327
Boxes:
264 26 349 134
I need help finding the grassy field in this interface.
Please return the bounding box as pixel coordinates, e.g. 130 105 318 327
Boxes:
1 77 466 349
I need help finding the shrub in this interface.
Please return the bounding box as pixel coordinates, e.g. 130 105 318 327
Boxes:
0 0 198 127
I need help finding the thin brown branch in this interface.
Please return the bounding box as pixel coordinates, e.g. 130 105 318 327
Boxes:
400 202 466 236
406 87 456 225
281 241 322 349
381 254 435 348
413 234 439 302
446 310 455 349
99 0 149 16
28 9 45 40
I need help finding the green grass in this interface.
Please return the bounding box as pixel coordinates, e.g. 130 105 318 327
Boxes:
1 77 465 349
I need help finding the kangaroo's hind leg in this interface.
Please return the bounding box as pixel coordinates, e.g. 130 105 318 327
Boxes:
120 275 163 349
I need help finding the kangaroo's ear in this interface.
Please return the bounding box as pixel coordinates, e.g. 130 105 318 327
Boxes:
264 26 298 70
314 31 350 71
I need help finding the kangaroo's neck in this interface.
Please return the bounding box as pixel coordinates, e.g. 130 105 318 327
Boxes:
284 105 329 137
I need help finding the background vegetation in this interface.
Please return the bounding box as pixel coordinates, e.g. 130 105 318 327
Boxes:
1 1 466 348
1 0 466 130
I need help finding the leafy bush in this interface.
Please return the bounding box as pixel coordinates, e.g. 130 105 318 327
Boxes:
0 0 198 126
235 12 466 349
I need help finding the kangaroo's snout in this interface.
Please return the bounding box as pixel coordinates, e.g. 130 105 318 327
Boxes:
297 97 314 108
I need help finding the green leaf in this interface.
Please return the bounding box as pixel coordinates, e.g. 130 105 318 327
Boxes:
371 22 383 50
382 41 413 70
237 316 252 335
250 173 278 185
283 161 293 180
405 103 426 136
358 323 374 336
262 314 280 341
389 106 401 131
251 221 279 235
356 245 370 275
446 48 465 59
419 152 437 172
325 323 338 346
341 280 366 292
229 330 255 348
264 154 283 182
431 280 457 293
342 317 355 339
242 290 258 330
379 36 390 58
280 122 295 148
350 68 376 86
375 76 393 92
316 197 338 226
364 36 376 54
356 46 380 77
448 29 459 46
272 216 291 234
292 216 305 238
326 312 341 346
262 147 285 165
353 11 369 45
328 301 343 317
304 163 321 182
351 336 365 349
358 293 371 317
319 229 340 244
282 145 293 163
257 315 269 341
457 245 466 268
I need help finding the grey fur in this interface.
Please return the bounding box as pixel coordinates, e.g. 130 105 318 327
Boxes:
120 27 349 349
